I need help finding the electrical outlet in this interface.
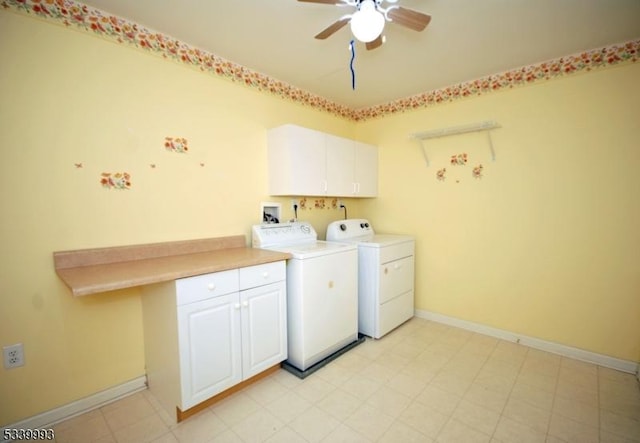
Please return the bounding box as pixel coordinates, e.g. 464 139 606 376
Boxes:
3 343 24 369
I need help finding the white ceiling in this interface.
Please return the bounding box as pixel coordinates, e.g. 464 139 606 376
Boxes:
78 0 640 109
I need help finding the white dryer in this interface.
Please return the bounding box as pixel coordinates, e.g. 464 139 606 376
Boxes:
252 222 358 373
327 219 415 339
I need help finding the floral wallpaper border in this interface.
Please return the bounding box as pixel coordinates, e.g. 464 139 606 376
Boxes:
2 0 638 122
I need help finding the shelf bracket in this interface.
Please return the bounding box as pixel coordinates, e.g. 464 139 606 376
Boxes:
409 120 501 166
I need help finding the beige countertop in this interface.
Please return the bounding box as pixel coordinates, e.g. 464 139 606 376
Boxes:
54 236 291 296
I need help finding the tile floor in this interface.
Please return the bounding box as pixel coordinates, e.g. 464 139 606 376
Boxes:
53 318 640 442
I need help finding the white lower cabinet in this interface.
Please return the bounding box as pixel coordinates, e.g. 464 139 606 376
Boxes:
142 261 286 421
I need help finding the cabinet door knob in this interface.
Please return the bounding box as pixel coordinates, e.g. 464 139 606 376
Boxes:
394 263 401 270
242 301 249 308
262 271 269 278
207 283 216 291
234 303 241 310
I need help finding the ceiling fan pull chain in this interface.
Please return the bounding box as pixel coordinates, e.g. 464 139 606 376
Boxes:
349 39 356 90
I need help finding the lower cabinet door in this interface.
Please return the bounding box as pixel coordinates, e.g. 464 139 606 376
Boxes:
177 293 242 410
240 281 287 379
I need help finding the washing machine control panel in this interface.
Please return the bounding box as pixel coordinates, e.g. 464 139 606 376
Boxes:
252 222 317 248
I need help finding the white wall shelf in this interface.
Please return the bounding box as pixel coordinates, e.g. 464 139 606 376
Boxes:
410 120 501 166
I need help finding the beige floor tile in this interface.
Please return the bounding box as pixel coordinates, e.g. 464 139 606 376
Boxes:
375 350 411 371
230 409 284 443
474 368 517 396
209 391 262 427
436 418 491 443
502 397 551 433
346 403 395 441
378 421 433 443
316 388 362 420
208 429 243 442
112 413 170 443
263 426 307 443
415 384 462 416
170 409 227 443
552 395 600 426
49 319 640 443
149 433 178 443
600 389 640 419
548 412 599 443
264 390 312 424
321 423 373 442
600 409 640 441
340 374 382 401
387 370 430 398
392 338 430 359
515 369 558 394
332 348 372 371
53 411 113 443
269 369 305 389
431 370 475 397
243 376 290 406
314 361 358 387
555 378 599 406
357 360 397 383
288 406 340 442
365 385 412 418
102 393 157 430
398 400 449 438
510 380 555 411
463 383 510 414
493 416 546 443
292 374 337 403
452 399 501 436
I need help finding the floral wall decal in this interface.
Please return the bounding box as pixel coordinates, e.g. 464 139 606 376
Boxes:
164 137 188 153
100 172 131 190
472 164 484 179
436 168 447 181
450 153 468 166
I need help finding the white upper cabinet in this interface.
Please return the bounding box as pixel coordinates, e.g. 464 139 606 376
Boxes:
267 124 378 197
268 125 327 196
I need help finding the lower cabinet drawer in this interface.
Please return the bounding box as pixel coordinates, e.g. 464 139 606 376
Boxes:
239 261 286 290
176 269 239 306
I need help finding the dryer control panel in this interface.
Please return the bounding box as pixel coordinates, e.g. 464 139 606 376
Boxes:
326 219 375 241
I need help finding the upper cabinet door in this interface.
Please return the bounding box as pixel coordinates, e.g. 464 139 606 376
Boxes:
267 125 327 196
354 141 378 197
325 134 356 197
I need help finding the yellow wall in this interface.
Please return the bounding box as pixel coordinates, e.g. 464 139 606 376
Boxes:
1 9 639 426
356 63 640 363
0 11 361 425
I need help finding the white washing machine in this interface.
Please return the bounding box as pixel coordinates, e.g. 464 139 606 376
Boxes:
252 222 358 373
327 219 415 339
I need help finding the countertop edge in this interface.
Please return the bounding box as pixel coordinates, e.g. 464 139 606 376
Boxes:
53 237 291 296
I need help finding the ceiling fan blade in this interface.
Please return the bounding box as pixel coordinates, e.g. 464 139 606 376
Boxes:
314 16 351 39
366 35 384 50
298 0 345 4
387 6 431 32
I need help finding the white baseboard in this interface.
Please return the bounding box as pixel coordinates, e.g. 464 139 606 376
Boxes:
415 310 638 374
1 376 146 439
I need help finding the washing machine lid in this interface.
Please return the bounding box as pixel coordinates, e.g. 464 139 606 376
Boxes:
261 240 356 259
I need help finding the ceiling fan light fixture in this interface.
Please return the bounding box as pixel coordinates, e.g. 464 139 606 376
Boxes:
350 0 385 43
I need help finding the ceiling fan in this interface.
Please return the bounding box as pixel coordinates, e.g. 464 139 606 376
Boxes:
299 0 431 50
